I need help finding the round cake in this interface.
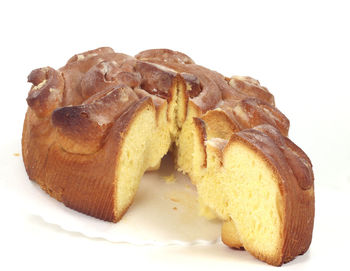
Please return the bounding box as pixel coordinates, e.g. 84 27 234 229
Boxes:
22 47 314 266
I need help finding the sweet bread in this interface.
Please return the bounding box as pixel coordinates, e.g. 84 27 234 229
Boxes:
22 47 314 265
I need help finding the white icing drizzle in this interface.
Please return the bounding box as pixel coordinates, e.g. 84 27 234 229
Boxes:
100 61 109 75
119 90 129 103
233 104 249 122
32 79 47 90
49 88 58 93
90 114 111 126
206 138 228 150
149 62 177 74
77 53 98 61
77 54 85 61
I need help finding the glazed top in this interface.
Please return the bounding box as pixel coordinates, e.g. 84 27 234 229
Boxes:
27 47 289 146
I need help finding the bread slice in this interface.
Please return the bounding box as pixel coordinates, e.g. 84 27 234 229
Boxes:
185 125 314 265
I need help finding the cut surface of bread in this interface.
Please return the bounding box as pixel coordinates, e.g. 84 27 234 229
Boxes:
22 47 314 266
196 139 284 264
114 100 157 218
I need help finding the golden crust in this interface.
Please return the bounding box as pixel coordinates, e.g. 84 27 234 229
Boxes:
52 85 140 154
24 97 153 221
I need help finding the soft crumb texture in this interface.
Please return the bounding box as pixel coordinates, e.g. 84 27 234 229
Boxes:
114 102 172 217
196 142 283 259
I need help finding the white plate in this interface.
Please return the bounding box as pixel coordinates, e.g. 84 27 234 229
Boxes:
17 153 222 245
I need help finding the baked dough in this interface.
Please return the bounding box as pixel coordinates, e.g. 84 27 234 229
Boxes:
22 47 314 265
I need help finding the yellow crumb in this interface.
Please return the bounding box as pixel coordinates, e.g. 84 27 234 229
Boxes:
13 153 20 157
163 173 176 183
199 202 218 220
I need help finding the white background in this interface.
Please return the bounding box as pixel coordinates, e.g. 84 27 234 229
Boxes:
1 0 349 270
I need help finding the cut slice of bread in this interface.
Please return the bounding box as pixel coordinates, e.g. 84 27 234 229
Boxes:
184 125 314 265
